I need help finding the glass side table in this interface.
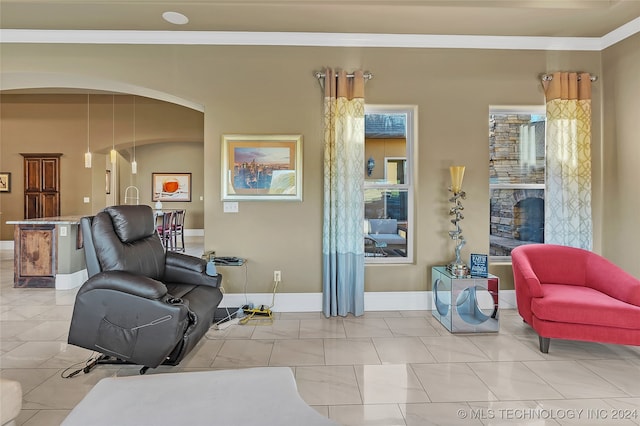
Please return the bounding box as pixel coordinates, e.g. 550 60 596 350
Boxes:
432 266 499 333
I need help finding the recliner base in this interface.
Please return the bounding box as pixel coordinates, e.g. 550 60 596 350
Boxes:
81 354 155 375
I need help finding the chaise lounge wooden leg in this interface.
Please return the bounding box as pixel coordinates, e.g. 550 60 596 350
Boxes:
539 336 550 353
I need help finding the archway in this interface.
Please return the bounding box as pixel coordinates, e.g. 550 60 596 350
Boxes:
0 72 204 112
0 72 206 242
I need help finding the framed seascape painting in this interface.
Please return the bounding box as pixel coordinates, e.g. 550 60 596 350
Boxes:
152 173 192 202
221 134 303 201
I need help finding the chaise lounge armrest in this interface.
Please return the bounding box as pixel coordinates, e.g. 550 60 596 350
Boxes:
510 251 544 298
164 251 221 288
79 271 167 300
586 254 640 307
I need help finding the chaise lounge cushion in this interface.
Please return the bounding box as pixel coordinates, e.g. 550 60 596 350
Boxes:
531 284 640 329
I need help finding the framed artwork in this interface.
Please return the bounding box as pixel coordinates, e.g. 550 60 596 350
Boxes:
152 173 192 202
0 172 10 192
222 134 303 201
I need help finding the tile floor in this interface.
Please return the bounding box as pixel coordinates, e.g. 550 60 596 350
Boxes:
1 239 639 425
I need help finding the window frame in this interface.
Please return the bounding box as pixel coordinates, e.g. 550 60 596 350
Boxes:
364 104 417 264
489 105 546 263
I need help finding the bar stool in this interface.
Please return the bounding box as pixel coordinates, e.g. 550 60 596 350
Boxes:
171 210 186 252
156 210 174 250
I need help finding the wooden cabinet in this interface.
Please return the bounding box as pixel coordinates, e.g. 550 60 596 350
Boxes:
21 154 61 219
13 224 56 288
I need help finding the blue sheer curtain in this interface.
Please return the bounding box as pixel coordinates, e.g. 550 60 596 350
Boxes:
322 69 365 317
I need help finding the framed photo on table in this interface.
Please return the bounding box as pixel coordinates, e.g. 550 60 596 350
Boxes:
221 134 303 201
152 173 192 202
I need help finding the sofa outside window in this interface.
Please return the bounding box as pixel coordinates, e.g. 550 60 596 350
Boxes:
365 218 407 256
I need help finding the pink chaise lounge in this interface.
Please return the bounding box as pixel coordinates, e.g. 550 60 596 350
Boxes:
511 244 640 353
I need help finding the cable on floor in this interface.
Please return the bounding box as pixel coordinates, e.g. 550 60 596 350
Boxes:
61 352 101 379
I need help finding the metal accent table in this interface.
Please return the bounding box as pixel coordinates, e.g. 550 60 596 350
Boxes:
432 266 499 333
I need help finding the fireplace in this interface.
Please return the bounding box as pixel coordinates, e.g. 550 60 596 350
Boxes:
490 189 544 256
513 197 544 242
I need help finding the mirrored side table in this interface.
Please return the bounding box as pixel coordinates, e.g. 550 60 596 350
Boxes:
432 266 499 333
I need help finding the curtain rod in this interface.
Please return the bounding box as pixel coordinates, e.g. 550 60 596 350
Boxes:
314 71 374 80
540 73 598 82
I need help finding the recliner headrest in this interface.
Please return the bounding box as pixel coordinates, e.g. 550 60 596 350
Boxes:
104 205 156 243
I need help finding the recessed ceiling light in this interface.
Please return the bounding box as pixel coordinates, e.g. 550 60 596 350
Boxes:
162 11 189 25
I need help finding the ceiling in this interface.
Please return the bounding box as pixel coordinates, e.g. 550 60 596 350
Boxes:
1 0 640 38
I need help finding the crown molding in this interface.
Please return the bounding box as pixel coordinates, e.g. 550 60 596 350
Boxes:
600 16 640 49
1 23 637 51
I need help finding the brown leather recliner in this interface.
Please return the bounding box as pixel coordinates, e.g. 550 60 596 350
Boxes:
68 205 222 372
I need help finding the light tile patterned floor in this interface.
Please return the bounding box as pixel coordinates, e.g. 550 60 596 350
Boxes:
1 240 640 425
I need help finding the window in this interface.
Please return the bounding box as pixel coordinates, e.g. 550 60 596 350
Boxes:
364 105 416 263
489 106 545 261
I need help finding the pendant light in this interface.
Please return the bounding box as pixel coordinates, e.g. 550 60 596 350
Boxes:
131 97 137 174
110 95 117 164
84 94 92 168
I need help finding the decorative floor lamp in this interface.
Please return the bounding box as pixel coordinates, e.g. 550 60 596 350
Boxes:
447 166 469 277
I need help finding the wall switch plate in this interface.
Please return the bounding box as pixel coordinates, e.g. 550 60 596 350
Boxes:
200 196 204 201
223 202 239 213
59 226 68 237
83 197 90 203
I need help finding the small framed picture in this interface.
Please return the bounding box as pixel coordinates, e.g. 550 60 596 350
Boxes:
470 253 488 277
0 172 11 193
152 173 192 202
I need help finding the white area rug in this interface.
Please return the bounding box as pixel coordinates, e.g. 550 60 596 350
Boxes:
62 367 336 426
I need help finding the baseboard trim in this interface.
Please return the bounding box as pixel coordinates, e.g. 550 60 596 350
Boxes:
56 269 88 290
0 240 14 250
219 290 517 312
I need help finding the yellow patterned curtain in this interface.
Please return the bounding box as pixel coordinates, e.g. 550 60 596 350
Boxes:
543 72 592 249
322 69 365 317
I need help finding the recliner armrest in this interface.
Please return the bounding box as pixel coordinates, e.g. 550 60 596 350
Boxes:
165 251 206 273
77 271 168 300
164 252 221 288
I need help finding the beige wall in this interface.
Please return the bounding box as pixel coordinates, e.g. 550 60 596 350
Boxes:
0 42 622 297
602 32 640 277
126 141 205 227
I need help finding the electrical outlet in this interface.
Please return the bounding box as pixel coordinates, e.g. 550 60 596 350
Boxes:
274 270 281 282
59 226 68 237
